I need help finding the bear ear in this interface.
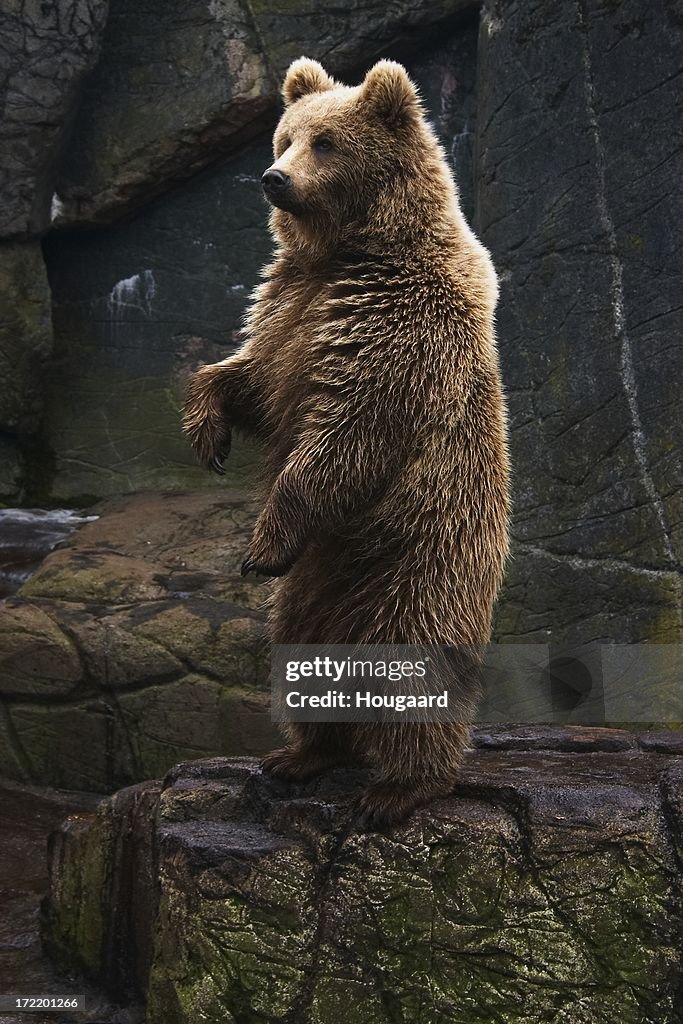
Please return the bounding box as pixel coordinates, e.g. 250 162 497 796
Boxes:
360 60 419 127
282 57 336 106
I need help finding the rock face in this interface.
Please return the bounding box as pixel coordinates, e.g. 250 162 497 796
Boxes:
0 780 122 1024
0 243 53 435
0 0 109 239
478 0 683 644
0 492 276 791
53 0 476 226
43 728 683 1023
52 0 276 228
0 241 53 501
0 0 108 500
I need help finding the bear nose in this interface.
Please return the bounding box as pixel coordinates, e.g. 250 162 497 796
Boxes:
261 169 291 193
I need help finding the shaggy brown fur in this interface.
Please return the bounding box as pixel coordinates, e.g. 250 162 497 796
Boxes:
184 58 510 830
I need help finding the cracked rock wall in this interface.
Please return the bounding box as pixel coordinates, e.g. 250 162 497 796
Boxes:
0 0 109 500
477 0 682 644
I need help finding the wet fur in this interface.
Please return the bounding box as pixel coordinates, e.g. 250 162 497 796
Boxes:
183 59 510 830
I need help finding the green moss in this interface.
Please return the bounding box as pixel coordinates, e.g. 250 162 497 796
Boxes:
311 982 391 1024
646 596 682 642
147 846 316 1024
45 811 107 978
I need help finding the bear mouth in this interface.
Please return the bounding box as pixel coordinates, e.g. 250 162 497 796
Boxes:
263 191 304 216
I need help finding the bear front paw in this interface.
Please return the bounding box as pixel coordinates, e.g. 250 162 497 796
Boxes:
182 367 233 472
241 521 302 577
188 424 231 474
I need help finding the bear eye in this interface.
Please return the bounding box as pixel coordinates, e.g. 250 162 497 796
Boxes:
313 136 333 153
278 136 291 155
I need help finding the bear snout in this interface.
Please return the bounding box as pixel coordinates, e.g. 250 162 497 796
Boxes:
261 169 291 197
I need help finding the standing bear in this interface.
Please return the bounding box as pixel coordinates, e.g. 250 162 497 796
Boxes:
183 58 510 829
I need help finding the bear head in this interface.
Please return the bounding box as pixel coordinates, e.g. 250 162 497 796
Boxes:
261 58 459 258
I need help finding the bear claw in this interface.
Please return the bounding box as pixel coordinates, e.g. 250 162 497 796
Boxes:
208 454 225 475
352 786 424 832
241 557 278 577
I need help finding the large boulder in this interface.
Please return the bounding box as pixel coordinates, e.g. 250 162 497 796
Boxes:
0 0 109 239
0 492 276 791
43 728 683 1023
53 0 476 227
477 0 683 643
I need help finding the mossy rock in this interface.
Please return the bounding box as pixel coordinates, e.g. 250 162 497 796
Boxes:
44 734 683 1023
0 492 276 792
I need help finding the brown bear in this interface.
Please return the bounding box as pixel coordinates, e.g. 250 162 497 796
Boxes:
183 57 510 829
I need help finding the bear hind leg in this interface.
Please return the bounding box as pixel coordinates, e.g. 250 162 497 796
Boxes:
354 721 470 831
261 724 355 782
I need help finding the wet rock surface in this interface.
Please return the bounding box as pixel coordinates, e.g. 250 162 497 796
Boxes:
0 492 275 792
44 727 683 1023
0 508 98 600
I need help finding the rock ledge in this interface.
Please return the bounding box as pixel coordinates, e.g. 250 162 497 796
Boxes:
44 728 683 1023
